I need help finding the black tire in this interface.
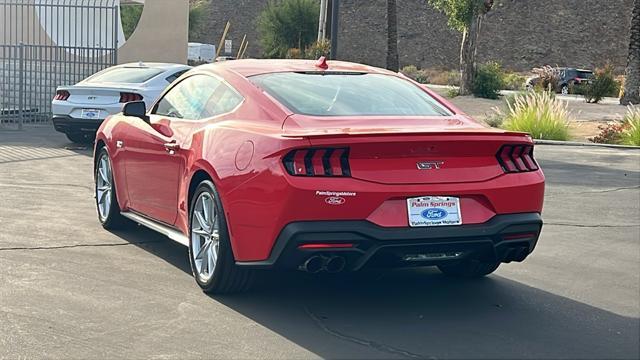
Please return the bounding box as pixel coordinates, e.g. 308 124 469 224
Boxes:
66 132 93 144
95 147 129 230
437 259 500 278
188 180 253 294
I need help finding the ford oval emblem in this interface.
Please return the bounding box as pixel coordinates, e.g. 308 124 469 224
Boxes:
325 196 346 205
421 208 448 220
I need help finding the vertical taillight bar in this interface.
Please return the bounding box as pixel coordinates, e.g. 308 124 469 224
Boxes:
283 148 351 177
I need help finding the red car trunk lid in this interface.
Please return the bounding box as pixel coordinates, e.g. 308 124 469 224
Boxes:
283 115 532 185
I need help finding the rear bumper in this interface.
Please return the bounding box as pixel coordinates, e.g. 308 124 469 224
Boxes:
236 213 542 271
52 115 104 134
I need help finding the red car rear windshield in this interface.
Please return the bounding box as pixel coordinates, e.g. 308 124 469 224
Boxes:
250 72 452 117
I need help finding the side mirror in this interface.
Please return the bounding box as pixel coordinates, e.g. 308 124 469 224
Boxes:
123 101 149 123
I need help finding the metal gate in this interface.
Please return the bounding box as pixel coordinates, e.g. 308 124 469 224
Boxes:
0 0 119 129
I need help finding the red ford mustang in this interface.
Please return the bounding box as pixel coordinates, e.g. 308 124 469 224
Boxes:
94 58 544 293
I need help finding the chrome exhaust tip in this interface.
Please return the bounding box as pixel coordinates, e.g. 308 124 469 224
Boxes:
325 256 346 273
301 256 324 273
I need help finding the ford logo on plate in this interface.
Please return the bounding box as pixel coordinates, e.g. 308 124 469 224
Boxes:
421 208 448 220
325 196 346 205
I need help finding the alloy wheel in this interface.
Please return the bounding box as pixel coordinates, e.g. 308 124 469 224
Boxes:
191 192 220 282
96 153 112 221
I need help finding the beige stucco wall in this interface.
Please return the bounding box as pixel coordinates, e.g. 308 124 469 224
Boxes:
117 0 189 64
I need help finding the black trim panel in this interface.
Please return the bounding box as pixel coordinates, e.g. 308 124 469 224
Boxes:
237 213 543 270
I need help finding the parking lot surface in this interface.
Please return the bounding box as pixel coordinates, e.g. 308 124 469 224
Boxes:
1 127 639 359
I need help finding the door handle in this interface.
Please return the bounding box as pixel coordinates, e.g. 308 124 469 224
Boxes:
164 141 180 154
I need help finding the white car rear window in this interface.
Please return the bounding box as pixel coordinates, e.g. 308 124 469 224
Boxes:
85 67 164 84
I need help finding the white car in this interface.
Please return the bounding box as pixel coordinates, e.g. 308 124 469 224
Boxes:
52 62 191 143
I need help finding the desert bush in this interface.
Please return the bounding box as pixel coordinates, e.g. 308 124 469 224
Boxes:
285 48 303 59
502 91 571 140
621 106 640 146
304 39 331 59
484 109 504 128
504 91 526 109
473 61 505 99
589 123 627 144
415 70 430 84
446 86 460 98
400 65 420 79
400 65 430 84
502 73 527 91
589 107 640 145
531 65 560 92
583 64 618 103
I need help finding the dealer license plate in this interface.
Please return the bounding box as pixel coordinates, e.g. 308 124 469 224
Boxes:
81 109 101 119
407 196 462 227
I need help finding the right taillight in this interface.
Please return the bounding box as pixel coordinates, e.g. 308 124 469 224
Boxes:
53 90 70 101
283 148 351 177
497 144 539 173
119 92 143 103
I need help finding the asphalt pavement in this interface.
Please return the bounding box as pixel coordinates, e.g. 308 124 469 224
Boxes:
1 126 638 359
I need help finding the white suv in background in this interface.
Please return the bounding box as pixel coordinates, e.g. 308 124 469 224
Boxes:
52 62 191 143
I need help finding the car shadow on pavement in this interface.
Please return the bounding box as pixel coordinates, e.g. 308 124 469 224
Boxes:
113 228 639 360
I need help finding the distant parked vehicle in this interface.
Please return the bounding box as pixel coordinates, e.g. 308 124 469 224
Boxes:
525 67 594 95
52 62 191 144
215 56 236 62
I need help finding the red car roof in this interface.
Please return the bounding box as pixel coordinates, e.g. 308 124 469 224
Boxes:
202 59 398 78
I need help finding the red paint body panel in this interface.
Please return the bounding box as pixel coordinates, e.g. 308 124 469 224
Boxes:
94 59 545 263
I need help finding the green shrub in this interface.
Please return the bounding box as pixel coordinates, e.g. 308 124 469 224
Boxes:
583 64 618 103
473 61 505 99
502 73 527 91
257 0 319 58
502 91 571 140
621 106 640 146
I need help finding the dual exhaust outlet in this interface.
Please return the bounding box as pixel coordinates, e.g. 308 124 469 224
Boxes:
300 255 346 273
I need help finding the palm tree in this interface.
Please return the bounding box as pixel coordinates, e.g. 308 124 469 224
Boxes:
386 0 399 72
621 0 639 105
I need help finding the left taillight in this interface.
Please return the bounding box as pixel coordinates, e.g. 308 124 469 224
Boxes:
53 90 70 101
283 148 351 177
496 144 539 173
119 92 143 103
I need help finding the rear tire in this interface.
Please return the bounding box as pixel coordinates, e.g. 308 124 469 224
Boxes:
95 147 128 230
188 180 253 294
560 84 569 95
66 132 94 144
437 260 500 278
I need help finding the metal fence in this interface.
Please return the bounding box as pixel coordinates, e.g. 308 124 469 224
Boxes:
0 0 119 129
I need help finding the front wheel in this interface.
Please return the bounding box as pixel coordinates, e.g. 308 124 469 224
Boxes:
560 84 569 95
188 180 253 294
437 260 500 278
95 147 128 229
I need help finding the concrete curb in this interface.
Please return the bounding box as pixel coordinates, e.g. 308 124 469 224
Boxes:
534 139 640 149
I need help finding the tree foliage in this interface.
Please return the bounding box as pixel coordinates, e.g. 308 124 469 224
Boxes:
257 0 320 58
427 0 475 32
120 5 143 40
